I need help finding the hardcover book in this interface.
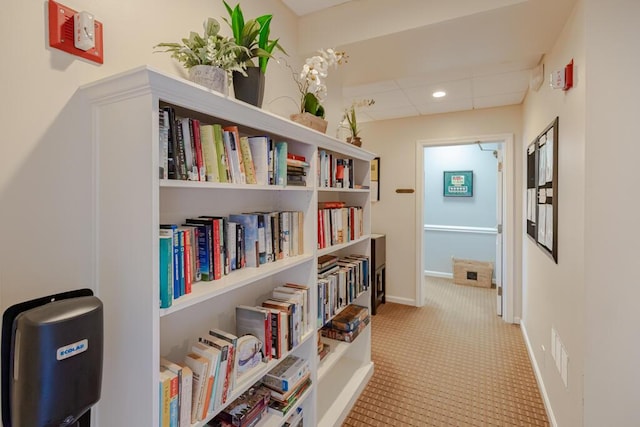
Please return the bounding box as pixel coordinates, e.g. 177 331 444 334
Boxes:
228 214 260 268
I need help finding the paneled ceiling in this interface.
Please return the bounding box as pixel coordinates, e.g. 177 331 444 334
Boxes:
280 0 577 122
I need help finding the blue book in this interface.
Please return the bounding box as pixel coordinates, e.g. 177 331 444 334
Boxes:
159 231 173 308
160 224 181 299
274 141 288 186
184 219 213 281
177 229 185 296
228 214 259 268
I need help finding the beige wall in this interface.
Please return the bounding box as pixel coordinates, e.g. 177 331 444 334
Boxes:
361 106 523 307
0 0 299 382
521 1 586 425
583 1 640 425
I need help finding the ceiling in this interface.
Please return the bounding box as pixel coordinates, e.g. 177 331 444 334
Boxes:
280 0 577 122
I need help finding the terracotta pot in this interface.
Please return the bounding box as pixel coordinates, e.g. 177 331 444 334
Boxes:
347 136 362 147
290 112 328 133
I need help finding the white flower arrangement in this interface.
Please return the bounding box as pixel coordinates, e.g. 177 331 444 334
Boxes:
293 48 347 118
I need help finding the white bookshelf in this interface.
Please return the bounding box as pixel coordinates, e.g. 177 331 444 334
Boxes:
80 65 375 427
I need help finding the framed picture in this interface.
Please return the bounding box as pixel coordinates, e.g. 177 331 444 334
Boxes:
371 157 380 202
443 170 473 197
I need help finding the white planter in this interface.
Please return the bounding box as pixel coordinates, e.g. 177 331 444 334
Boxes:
188 65 228 94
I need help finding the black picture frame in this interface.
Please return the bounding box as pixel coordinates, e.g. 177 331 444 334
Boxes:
526 116 559 263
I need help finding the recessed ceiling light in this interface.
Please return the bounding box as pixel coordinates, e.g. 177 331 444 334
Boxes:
432 91 446 98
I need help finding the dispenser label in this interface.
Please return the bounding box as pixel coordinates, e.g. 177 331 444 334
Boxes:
57 339 88 360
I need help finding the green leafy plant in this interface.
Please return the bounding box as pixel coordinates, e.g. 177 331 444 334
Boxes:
342 99 375 138
222 1 287 74
154 17 249 76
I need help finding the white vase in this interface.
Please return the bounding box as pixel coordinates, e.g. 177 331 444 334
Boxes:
188 65 228 95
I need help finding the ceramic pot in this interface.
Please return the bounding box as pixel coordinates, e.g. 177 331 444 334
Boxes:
347 136 362 147
233 67 265 107
188 65 228 94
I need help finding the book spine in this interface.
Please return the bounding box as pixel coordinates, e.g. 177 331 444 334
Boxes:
212 219 222 280
159 109 169 179
174 119 188 180
213 124 229 183
159 234 173 308
180 117 196 181
239 136 257 184
191 118 205 182
198 124 220 183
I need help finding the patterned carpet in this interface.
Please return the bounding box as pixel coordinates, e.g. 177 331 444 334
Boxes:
343 277 549 426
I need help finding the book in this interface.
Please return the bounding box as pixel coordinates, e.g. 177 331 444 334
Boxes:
191 118 205 182
235 305 271 362
184 352 210 423
162 106 180 180
184 219 213 281
266 377 311 417
159 368 173 427
262 299 294 351
247 136 270 186
330 304 369 332
223 129 243 184
321 315 370 343
239 136 257 184
224 125 246 184
161 358 193 427
160 224 182 299
262 355 309 393
177 226 192 294
199 124 220 183
214 383 270 427
228 214 260 268
174 118 188 180
267 373 310 403
191 342 221 420
180 117 197 180
159 231 173 308
202 334 233 408
199 216 229 277
274 141 288 186
234 335 264 379
208 328 238 389
213 124 230 183
159 108 170 179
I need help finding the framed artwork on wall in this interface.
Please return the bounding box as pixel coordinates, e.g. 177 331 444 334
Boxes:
443 170 473 197
371 157 380 202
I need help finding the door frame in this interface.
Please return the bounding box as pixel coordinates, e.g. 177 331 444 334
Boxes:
414 133 516 323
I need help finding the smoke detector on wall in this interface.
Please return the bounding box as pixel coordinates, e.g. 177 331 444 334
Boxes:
529 63 544 92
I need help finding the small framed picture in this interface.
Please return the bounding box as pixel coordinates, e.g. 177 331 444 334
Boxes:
371 157 380 202
443 170 473 197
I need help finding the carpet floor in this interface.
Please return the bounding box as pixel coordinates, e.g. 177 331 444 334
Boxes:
342 276 549 426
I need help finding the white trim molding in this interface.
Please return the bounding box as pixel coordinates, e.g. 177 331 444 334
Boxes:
424 270 453 279
384 295 416 306
520 321 557 427
424 224 497 235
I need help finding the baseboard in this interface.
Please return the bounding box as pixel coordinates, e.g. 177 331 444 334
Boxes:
384 295 416 306
424 270 453 279
520 321 557 427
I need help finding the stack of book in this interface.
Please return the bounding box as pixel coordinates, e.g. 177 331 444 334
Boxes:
262 355 311 417
286 154 309 187
210 383 271 427
320 304 370 343
317 202 364 249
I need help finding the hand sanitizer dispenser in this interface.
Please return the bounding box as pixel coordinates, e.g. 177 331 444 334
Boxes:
2 289 103 427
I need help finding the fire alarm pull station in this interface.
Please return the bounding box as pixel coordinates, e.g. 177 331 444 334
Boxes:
550 59 574 91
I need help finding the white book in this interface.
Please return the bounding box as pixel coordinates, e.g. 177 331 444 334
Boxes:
183 352 209 423
180 118 197 180
191 342 221 420
248 136 270 185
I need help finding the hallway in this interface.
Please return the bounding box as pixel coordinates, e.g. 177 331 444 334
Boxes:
343 277 548 426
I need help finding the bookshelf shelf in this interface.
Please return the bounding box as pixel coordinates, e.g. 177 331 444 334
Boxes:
160 179 314 192
160 254 315 316
317 235 371 257
317 323 370 381
80 66 374 427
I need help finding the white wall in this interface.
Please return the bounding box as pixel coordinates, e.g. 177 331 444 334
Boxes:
521 1 585 425
583 1 640 425
0 1 300 425
363 106 522 306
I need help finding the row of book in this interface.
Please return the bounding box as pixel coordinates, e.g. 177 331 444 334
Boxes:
210 356 309 427
317 202 364 250
317 254 370 327
159 211 304 308
159 327 239 427
318 150 357 189
158 282 312 426
320 304 370 343
160 107 307 186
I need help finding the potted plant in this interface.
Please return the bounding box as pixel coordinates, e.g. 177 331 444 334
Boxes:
222 1 287 107
289 48 347 133
154 17 249 94
341 99 375 146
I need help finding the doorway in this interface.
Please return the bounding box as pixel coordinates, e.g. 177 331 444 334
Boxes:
414 134 516 323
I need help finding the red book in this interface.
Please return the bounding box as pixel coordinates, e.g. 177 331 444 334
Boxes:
318 209 324 249
287 153 306 162
319 201 346 209
191 118 205 182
